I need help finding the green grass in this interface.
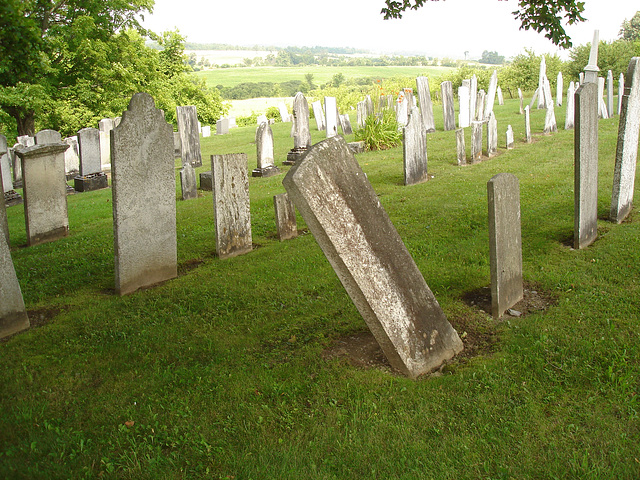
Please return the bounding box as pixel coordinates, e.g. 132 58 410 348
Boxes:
1 97 639 479
196 65 454 88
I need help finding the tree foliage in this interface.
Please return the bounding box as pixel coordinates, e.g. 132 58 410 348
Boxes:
565 40 640 81
619 11 640 42
381 0 586 49
479 51 505 65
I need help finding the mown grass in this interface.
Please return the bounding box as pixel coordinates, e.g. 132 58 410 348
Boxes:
1 96 639 479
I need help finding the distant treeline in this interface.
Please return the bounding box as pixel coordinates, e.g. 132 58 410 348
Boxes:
182 43 366 55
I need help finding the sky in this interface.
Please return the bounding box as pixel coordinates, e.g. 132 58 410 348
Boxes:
140 0 639 60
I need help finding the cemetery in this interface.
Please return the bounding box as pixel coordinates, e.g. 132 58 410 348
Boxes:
1 25 640 477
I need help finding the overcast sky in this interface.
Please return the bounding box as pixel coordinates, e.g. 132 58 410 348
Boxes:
141 0 638 60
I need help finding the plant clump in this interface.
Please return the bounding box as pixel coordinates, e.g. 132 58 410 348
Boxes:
355 109 402 151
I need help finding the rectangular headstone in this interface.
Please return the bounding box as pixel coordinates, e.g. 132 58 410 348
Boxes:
441 81 455 131
98 118 114 170
283 136 463 378
180 163 197 201
487 112 498 157
201 125 211 137
324 97 338 138
598 77 609 119
469 75 478 122
0 232 29 339
211 153 252 259
216 118 230 135
488 173 523 319
565 82 576 130
606 70 614 117
524 105 532 143
173 132 182 158
253 122 280 177
518 88 524 115
403 106 428 185
35 129 62 145
456 128 466 166
497 86 504 106
556 71 564 106
273 193 297 241
476 90 485 122
484 70 498 120
312 101 325 131
111 93 177 295
538 57 547 108
1 142 12 195
356 101 367 129
416 76 436 133
278 103 291 122
471 121 483 163
505 125 514 149
618 72 625 116
176 106 203 167
458 85 470 128
396 91 409 127
77 127 102 176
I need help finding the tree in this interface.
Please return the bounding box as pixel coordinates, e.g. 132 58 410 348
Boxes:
565 40 640 81
479 50 505 65
381 0 586 49
619 11 640 42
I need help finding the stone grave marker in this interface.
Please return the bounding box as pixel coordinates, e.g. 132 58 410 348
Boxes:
111 92 177 295
98 118 114 170
1 139 22 207
35 129 62 145
340 114 353 135
484 70 498 120
618 72 625 115
416 76 436 133
282 136 464 378
610 57 640 224
524 105 532 143
557 71 564 106
63 136 80 178
565 82 576 130
441 81 455 131
469 75 478 121
180 163 197 201
211 153 252 259
365 95 374 117
312 101 325 131
529 88 540 111
325 97 338 138
506 125 514 149
607 70 614 117
476 90 485 122
403 106 428 185
458 85 470 128
173 132 182 158
497 86 504 106
543 77 558 133
273 193 297 241
356 101 367 129
75 127 108 192
487 112 498 157
538 57 547 108
216 117 230 135
253 122 280 177
456 128 466 166
0 231 29 339
396 91 409 127
518 88 524 114
176 106 203 167
0 138 8 242
199 171 212 191
228 117 237 129
488 173 523 319
278 103 291 122
201 125 211 137
471 121 483 163
597 77 609 119
286 92 312 165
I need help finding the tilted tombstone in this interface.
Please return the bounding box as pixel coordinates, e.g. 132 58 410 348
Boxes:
211 153 252 259
524 105 532 143
488 173 523 319
487 112 498 157
324 97 338 138
111 92 177 295
75 127 108 192
63 136 80 178
176 106 203 167
253 122 280 177
606 70 615 117
556 71 564 106
458 85 470 128
469 75 478 121
278 103 291 122
618 72 625 116
312 101 325 131
518 88 524 114
506 125 514 149
273 193 297 241
98 118 114 170
497 86 504 106
484 70 498 120
574 82 599 249
441 81 455 131
456 128 466 166
15 142 70 246
340 114 353 135
416 76 436 133
286 92 312 165
0 232 29 339
610 57 640 224
180 163 197 201
282 136 464 378
403 106 428 185
471 121 483 163
565 82 576 130
529 88 540 111
216 118 230 135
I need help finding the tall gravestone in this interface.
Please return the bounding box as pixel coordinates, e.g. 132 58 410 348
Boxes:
456 128 466 166
488 173 523 319
484 70 498 120
273 193 297 241
618 72 625 115
180 163 197 201
487 112 498 157
556 71 564 106
253 122 280 177
538 57 547 109
606 70 615 117
458 85 470 128
565 82 576 130
497 86 504 106
524 105 532 143
416 76 436 133
543 77 557 133
324 97 338 138
356 101 367 129
441 81 455 131
286 93 312 165
75 127 108 192
518 88 524 115
211 153 252 259
111 93 177 295
469 75 478 121
610 57 640 223
176 106 203 167
283 136 463 378
476 90 485 122
403 107 428 185
505 125 514 149
312 101 325 131
0 138 9 243
0 232 29 339
98 118 114 170
471 121 483 162
597 78 609 119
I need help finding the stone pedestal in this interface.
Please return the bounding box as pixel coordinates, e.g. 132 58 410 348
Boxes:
199 171 212 191
252 166 281 177
74 172 108 192
284 148 307 165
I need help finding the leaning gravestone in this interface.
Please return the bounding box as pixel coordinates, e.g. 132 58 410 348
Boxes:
180 163 197 201
456 128 466 166
286 92 312 165
403 106 428 185
441 81 455 131
487 112 498 158
273 193 297 241
416 76 436 133
75 127 109 192
111 93 177 295
324 97 338 138
340 114 353 135
176 106 203 167
484 70 498 120
282 136 463 378
488 173 523 319
278 103 291 122
15 142 70 246
312 101 325 131
0 231 29 339
610 57 640 224
211 153 252 259
253 122 280 177
471 121 483 163
597 77 609 119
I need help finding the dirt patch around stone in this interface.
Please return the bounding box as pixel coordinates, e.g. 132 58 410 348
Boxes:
462 281 557 317
1 306 65 343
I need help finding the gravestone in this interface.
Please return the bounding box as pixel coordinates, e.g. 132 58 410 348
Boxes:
63 136 80 178
543 77 558 133
488 173 523 319
173 132 182 158
257 114 268 126
1 141 21 207
618 72 625 115
228 117 237 129
403 107 428 185
180 163 197 201
15 142 70 246
273 193 297 241
469 75 478 122
441 81 455 131
75 127 108 192
0 231 29 339
286 92 312 165
365 95 374 117
325 97 338 138
456 128 466 166
556 71 564 106
348 141 365 154
579 72 585 84
340 114 353 135
176 106 203 167
253 122 280 177
538 57 547 108
199 171 212 191
597 78 609 119
98 118 114 170
518 88 524 114
111 92 177 296
606 70 614 117
506 125 514 149
458 85 470 128
487 112 498 157
283 136 463 378
13 136 32 186
216 117 230 135
416 76 436 133
201 125 211 137
610 57 640 224
0 138 9 242
574 82 599 249
356 101 367 129
396 91 409 127
312 101 325 131
529 88 540 110
35 129 62 144
211 153 252 259
565 82 576 130
497 86 504 106
471 121 483 162
524 105 532 143
278 103 291 122
484 70 498 120
476 90 485 122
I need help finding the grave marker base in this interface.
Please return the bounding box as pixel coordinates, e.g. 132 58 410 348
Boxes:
284 148 308 165
252 166 281 178
74 172 108 192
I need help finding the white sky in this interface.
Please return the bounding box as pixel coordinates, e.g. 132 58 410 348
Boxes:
140 0 638 60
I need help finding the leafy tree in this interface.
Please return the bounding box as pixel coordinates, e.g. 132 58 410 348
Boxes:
479 50 505 65
499 49 564 94
565 40 640 81
619 11 640 41
332 73 346 88
380 0 586 49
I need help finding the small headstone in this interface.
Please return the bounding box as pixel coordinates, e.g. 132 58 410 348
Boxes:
518 88 524 114
286 92 312 165
173 132 182 158
606 70 614 117
282 136 463 378
488 173 523 319
565 82 576 130
487 112 498 158
278 103 291 122
177 106 203 167
484 70 498 120
416 76 436 133
325 97 338 138
311 101 325 131
0 231 29 339
1 141 21 207
456 128 466 166
63 136 80 178
471 121 483 163
201 125 211 137
441 81 455 131
403 106 428 185
199 171 212 191
556 71 564 106
347 141 365 154
35 129 62 145
497 86 504 106
75 127 108 192
215 117 230 135
505 125 514 149
458 85 470 128
253 122 280 177
98 118 114 170
211 153 252 259
180 163 198 200
273 193 297 241
111 92 177 295
340 114 353 135
524 105 532 143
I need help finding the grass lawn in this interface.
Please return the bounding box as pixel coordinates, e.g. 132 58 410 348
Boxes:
1 96 639 479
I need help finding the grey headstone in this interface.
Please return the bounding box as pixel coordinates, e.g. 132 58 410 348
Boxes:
476 90 485 122
173 132 182 158
216 118 230 135
618 72 625 116
403 106 428 185
257 114 268 126
312 101 325 131
574 82 599 249
98 118 114 169
278 103 291 122
469 75 478 122
506 125 514 149
16 135 34 147
0 136 8 242
77 128 102 176
111 92 177 295
273 193 297 241
176 106 203 167
556 71 564 106
1 136 12 195
253 122 280 177
497 86 504 106
416 76 436 133
35 129 62 145
199 171 212 191
488 173 523 319
293 93 311 149
565 82 576 130
456 128 466 166
538 57 547 108
484 70 498 119
441 81 455 131
610 57 640 223
356 101 367 129
211 153 252 259
63 136 80 176
0 232 29 339
458 85 470 128
282 136 463 378
471 121 483 162
524 105 532 143
487 112 498 158
606 70 614 117
518 88 524 115
529 88 540 111
325 97 338 138
340 114 353 135
180 163 197 201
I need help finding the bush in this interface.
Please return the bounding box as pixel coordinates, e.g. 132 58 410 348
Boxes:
266 106 281 122
235 113 259 127
355 109 402 151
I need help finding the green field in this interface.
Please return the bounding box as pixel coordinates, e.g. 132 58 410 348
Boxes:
196 65 455 88
1 98 639 478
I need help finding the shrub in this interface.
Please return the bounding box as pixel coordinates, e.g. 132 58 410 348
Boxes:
266 106 281 122
355 109 402 151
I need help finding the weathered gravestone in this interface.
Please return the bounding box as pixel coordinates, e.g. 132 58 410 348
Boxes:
216 118 230 136
403 106 428 185
476 90 485 122
286 92 312 165
524 105 532 143
484 70 498 120
0 139 9 243
538 57 547 109
256 114 269 126
35 129 62 145
416 76 436 133
488 173 523 319
253 122 280 177
469 75 478 121
201 125 211 137
497 86 504 106
180 163 197 201
396 91 409 127
173 132 182 158
1 134 20 207
0 232 29 339
325 97 338 138
456 128 466 166
597 78 609 119
340 114 353 135
75 127 109 192
565 82 576 130
98 118 114 170
556 71 564 106
441 81 455 131
543 77 558 133
312 101 325 131
63 136 80 178
278 103 291 122
471 121 483 163
282 136 463 378
518 88 524 115
111 93 177 295
487 112 498 158
273 193 297 241
618 72 625 115
199 171 212 191
356 101 367 129
458 85 470 128
15 142 70 246
505 125 514 149
607 70 615 118
610 57 640 224
176 106 203 167
211 153 252 259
